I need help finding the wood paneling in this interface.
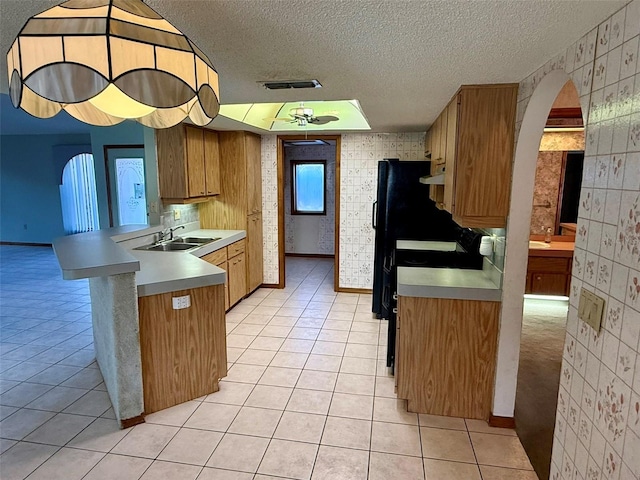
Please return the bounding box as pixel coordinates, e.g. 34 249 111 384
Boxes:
204 130 221 196
397 296 499 420
156 125 188 199
138 285 226 414
247 212 263 293
228 252 246 307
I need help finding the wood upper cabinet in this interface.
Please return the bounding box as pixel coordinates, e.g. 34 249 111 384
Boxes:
156 125 221 203
199 131 264 295
425 84 518 228
204 130 221 196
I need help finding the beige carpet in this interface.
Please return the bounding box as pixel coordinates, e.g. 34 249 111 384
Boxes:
515 296 568 480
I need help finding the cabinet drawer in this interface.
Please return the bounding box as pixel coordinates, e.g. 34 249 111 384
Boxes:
527 257 571 273
202 248 227 266
227 239 246 258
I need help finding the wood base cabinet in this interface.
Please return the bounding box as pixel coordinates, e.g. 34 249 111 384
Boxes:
396 296 499 420
526 255 572 296
138 285 226 414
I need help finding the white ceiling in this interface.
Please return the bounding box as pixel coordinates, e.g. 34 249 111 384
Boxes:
0 0 628 135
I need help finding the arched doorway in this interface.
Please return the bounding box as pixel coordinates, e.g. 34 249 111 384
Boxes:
59 153 100 234
515 80 584 479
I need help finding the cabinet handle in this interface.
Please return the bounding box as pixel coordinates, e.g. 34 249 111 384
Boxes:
200 191 205 195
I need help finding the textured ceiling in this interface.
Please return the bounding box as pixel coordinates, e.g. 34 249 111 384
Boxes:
0 0 628 135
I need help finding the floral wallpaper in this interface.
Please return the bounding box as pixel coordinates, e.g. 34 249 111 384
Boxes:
520 1 640 478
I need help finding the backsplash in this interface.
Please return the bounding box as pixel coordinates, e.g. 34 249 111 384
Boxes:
159 203 199 229
515 1 640 479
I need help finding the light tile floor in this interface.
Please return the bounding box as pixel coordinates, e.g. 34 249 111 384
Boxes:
0 246 539 479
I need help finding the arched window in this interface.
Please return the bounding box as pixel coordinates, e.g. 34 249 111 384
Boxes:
59 153 99 234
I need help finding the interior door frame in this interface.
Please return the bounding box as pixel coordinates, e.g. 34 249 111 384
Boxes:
103 144 145 227
276 134 341 290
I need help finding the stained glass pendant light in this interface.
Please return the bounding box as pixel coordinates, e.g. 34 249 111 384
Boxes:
6 0 220 128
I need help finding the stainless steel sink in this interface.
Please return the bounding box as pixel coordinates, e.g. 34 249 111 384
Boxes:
133 236 221 252
173 236 221 244
137 242 199 252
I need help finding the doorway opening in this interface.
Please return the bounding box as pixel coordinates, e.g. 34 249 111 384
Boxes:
276 135 340 290
515 79 584 480
103 145 147 227
59 153 100 234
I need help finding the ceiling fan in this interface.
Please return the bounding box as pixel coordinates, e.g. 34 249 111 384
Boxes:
266 103 339 127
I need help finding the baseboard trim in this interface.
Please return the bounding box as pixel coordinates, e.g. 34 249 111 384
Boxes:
120 414 145 429
489 414 516 429
336 287 373 294
0 241 52 247
285 253 335 259
259 283 282 289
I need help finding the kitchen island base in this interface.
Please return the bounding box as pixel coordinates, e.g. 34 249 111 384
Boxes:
139 284 227 414
396 295 499 420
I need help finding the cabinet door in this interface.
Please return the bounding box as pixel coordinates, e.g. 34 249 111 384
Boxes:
216 260 230 311
245 134 262 214
204 130 221 196
246 212 263 293
156 126 188 199
228 254 246 307
529 272 569 296
443 97 459 212
185 126 206 197
438 107 448 164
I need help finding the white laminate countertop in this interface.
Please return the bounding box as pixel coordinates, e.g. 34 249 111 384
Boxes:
397 266 502 301
53 226 246 297
53 225 147 280
396 240 458 251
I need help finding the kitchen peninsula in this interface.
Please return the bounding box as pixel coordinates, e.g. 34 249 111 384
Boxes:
53 224 244 427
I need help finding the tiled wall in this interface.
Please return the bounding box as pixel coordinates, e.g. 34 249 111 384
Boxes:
284 144 336 255
260 133 425 288
159 203 199 229
516 1 640 478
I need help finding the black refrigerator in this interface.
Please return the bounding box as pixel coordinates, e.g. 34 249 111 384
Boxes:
371 160 460 360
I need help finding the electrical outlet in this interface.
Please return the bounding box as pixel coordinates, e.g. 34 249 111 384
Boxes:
578 288 605 333
148 201 158 214
172 295 191 310
173 209 181 221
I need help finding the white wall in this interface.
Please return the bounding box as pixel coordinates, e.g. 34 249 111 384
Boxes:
284 144 336 255
497 1 640 478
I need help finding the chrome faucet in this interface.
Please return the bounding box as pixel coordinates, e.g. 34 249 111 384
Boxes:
157 225 185 242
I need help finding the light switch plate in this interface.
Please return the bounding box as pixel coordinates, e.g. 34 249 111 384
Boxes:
578 288 605 333
173 209 181 220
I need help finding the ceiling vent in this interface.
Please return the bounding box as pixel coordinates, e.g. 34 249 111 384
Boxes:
261 80 322 90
